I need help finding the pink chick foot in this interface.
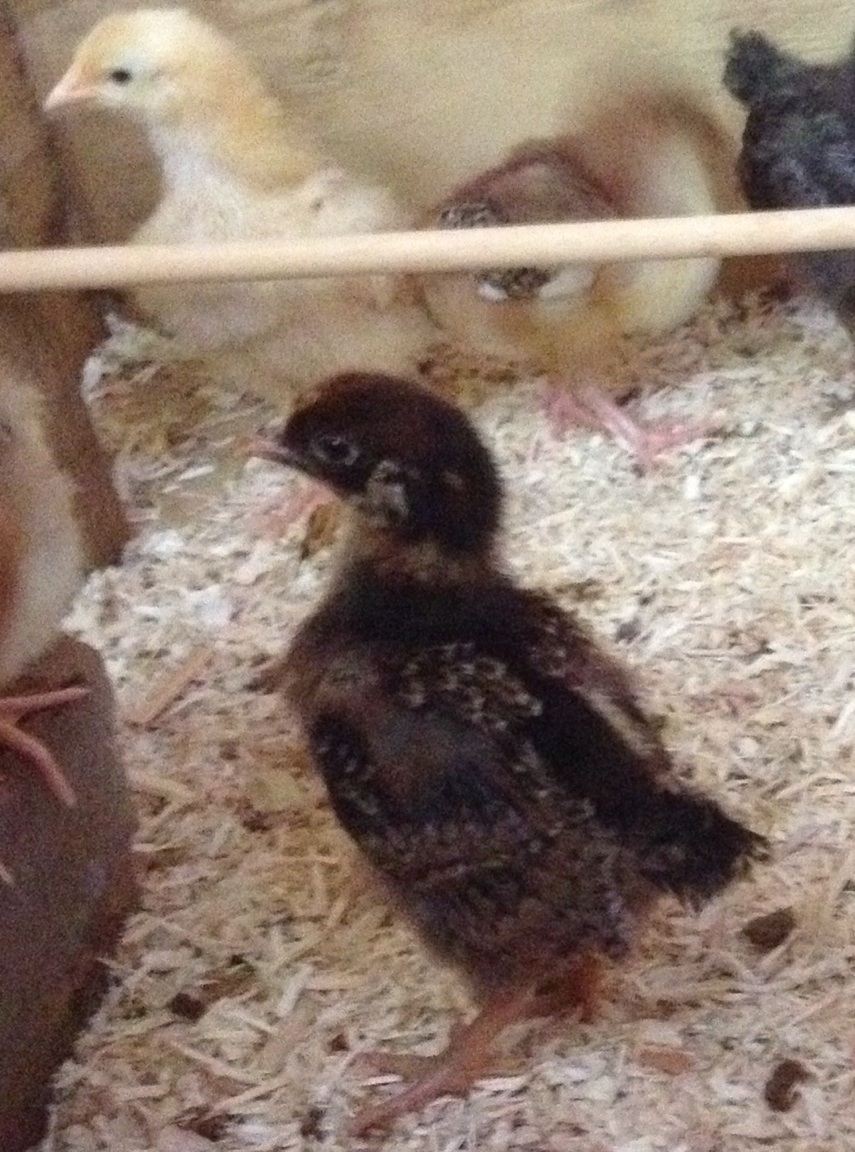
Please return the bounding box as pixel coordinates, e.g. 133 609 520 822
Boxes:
0 684 88 808
539 379 716 470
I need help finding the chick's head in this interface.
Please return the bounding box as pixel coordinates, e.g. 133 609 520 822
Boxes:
265 373 503 554
44 8 248 124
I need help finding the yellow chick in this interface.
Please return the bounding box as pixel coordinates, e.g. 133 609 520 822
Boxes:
0 381 87 861
44 8 434 407
418 87 735 466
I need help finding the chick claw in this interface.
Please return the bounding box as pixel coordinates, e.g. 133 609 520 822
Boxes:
350 1044 507 1137
349 988 533 1136
0 685 88 809
349 957 602 1135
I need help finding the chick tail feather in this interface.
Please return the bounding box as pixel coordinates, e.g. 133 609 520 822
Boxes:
723 30 799 107
632 787 769 906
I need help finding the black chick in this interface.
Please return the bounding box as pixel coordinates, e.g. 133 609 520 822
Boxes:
258 372 768 1134
724 29 855 333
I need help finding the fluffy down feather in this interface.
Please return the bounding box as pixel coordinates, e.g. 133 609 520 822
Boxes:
45 8 434 406
416 87 733 464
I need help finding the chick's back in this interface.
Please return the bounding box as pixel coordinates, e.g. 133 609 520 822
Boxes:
287 576 766 991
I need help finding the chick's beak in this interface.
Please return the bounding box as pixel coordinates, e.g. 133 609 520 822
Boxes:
44 70 98 111
245 435 297 468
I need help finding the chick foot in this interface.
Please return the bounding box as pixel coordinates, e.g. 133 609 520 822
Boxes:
540 380 712 470
0 685 87 809
350 985 535 1135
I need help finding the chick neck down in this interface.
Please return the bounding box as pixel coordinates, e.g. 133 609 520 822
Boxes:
333 507 500 593
147 72 324 194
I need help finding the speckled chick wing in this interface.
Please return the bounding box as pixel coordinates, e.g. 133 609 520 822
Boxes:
725 31 855 327
286 571 767 992
433 139 615 302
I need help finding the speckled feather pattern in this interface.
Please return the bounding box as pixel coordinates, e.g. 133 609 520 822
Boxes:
437 201 554 299
433 140 615 302
302 627 655 987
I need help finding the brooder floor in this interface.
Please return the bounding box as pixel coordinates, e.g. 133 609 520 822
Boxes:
39 290 855 1152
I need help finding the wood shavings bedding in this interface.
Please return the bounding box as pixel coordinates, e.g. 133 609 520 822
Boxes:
39 290 855 1151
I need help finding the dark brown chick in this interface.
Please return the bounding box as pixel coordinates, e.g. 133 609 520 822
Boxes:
724 30 855 335
261 372 768 1133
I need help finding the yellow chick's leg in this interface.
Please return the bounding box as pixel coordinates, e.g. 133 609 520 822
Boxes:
541 379 711 471
349 953 602 1135
245 435 338 541
0 685 88 809
529 285 713 469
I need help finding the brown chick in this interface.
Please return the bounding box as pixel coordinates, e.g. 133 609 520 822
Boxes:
44 8 434 407
0 383 88 877
418 88 731 467
258 372 769 1133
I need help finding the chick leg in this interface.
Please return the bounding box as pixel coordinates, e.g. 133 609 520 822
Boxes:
350 984 536 1135
351 952 604 1134
528 951 603 1023
0 685 87 808
249 479 341 558
541 379 711 469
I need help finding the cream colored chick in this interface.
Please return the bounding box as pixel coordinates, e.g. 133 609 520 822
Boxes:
0 382 87 851
419 87 734 466
45 8 433 406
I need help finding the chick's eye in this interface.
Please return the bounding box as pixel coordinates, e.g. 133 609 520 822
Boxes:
311 434 360 468
108 68 132 84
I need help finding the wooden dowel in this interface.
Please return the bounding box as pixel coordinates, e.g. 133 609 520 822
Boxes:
2 206 855 293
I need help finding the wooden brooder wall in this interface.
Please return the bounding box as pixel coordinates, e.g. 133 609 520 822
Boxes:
11 0 855 249
0 0 129 568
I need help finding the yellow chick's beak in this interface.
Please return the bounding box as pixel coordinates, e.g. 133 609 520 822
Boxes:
44 70 98 112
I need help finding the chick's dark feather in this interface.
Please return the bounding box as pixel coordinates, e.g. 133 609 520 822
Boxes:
724 29 855 327
285 442 767 992
285 372 502 552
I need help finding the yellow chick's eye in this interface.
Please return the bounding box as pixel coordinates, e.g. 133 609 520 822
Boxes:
108 68 133 85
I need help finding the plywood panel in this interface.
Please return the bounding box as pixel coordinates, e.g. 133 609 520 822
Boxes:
0 2 130 567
